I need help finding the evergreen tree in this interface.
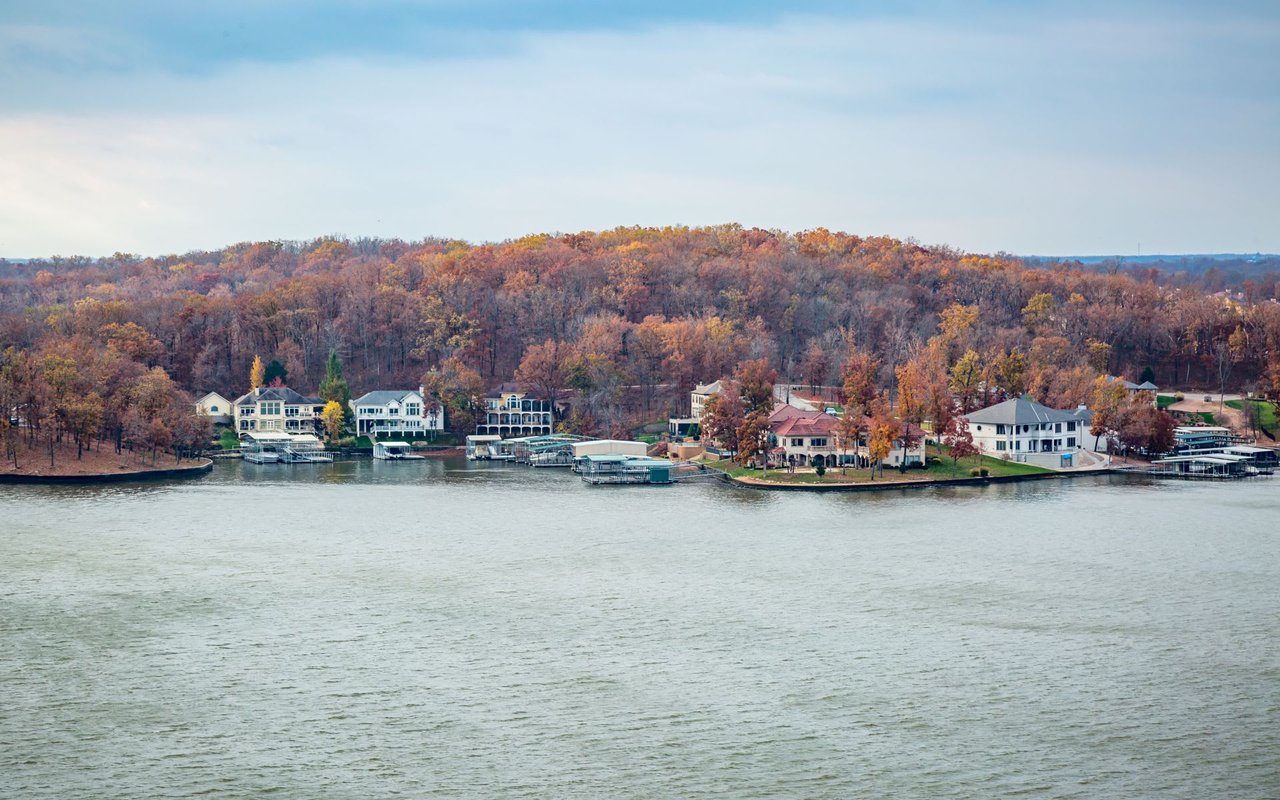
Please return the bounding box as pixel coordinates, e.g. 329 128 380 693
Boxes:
263 359 288 387
318 351 352 425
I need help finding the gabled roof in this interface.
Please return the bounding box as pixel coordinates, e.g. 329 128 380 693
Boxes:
196 391 229 404
693 379 726 396
488 382 523 395
1107 375 1158 391
353 389 422 405
234 387 321 406
964 395 1090 425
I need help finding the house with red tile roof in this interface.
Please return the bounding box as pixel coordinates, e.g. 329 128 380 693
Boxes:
767 403 927 468
771 408 841 467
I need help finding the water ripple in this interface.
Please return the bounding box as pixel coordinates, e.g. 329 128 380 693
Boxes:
1 463 1277 798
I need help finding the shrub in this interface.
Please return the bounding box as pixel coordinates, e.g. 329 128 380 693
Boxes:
969 467 990 477
815 461 826 477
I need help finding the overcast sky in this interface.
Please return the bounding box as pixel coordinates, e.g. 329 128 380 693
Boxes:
1 0 1277 258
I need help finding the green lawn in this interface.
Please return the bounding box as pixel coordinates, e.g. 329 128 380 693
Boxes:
925 451 1053 478
1226 399 1279 431
701 449 1050 485
705 461 900 484
218 430 240 450
1156 394 1178 409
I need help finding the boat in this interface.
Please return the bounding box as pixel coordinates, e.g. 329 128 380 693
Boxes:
465 434 502 460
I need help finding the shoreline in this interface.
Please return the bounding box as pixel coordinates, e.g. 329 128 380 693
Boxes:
720 468 1115 493
0 458 214 485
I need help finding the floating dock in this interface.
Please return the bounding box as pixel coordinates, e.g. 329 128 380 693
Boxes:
578 455 714 485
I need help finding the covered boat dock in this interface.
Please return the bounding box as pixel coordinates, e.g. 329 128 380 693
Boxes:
1150 453 1255 478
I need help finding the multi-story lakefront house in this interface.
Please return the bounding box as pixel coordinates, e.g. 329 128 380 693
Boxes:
767 404 928 468
233 387 324 436
350 387 443 438
964 395 1097 455
668 379 727 437
769 405 840 467
475 384 554 439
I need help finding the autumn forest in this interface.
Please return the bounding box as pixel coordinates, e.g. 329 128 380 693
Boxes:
2 226 1279 467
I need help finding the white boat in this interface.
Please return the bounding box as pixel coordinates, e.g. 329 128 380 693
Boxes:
465 434 502 460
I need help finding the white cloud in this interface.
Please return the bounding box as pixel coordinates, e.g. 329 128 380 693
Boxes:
1 11 1277 256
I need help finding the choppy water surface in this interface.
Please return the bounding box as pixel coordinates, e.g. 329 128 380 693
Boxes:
2 461 1277 799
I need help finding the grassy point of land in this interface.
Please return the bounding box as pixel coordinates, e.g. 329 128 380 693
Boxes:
701 449 1051 486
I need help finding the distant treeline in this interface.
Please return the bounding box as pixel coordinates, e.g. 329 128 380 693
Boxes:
1021 254 1280 298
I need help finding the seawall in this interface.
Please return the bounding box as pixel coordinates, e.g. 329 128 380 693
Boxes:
0 459 214 485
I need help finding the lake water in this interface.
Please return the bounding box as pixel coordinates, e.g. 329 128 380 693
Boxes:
2 460 1277 799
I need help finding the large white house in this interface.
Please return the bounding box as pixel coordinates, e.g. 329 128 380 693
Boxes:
964 395 1097 455
690 379 727 421
234 387 324 436
350 387 443 438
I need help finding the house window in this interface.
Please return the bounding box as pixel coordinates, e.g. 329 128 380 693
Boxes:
1055 423 1061 433
209 405 219 413
996 441 1006 451
995 424 1005 435
406 404 421 416
1067 421 1077 431
1067 437 1076 447
1015 441 1021 451
790 438 803 447
976 425 983 432
811 438 827 447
